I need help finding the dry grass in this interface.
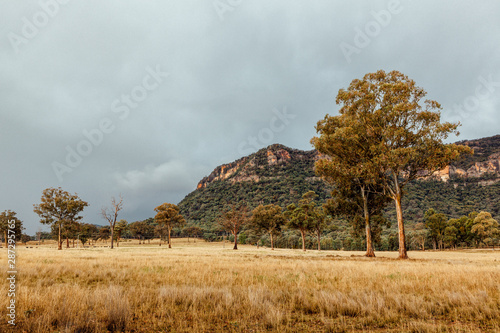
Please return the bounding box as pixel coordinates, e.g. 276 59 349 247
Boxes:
1 240 499 332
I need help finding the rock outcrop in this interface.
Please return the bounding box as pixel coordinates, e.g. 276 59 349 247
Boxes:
196 136 500 189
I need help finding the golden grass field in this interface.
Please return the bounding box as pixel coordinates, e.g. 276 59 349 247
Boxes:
1 239 500 333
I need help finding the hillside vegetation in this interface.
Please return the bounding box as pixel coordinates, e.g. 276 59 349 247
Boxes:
178 136 500 243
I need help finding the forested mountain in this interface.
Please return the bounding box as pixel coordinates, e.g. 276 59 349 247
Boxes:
178 135 500 234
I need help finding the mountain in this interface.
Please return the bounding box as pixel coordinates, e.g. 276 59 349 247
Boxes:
178 135 500 231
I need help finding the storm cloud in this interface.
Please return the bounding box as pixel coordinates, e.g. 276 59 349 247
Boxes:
1 0 499 234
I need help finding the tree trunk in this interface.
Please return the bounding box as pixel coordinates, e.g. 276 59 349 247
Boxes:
361 186 375 257
270 232 274 250
110 226 114 249
300 230 306 251
66 237 69 248
168 226 172 248
58 223 62 250
233 231 238 250
317 229 321 251
395 191 408 259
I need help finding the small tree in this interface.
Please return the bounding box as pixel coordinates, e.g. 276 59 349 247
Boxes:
98 226 110 243
409 223 428 251
154 203 186 248
79 223 98 247
284 192 317 251
154 224 168 245
0 210 24 248
424 208 448 250
33 187 88 250
471 212 500 249
311 205 331 251
182 226 204 242
323 182 389 257
218 204 249 250
101 196 123 249
114 219 128 247
250 204 285 250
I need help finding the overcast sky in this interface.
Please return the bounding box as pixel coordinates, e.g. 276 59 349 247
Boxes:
1 0 499 234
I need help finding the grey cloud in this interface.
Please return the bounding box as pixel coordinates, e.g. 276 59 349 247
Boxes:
1 0 499 234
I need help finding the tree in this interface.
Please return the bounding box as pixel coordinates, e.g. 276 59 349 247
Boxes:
409 223 428 251
311 205 330 251
0 210 24 247
445 214 475 249
154 224 168 245
218 204 249 250
101 196 123 249
154 203 186 248
182 226 204 242
114 219 128 247
471 211 500 249
129 220 154 244
320 70 471 259
322 180 390 257
424 208 448 250
33 187 88 250
79 223 98 247
250 204 285 250
98 226 110 243
20 234 31 244
284 191 317 251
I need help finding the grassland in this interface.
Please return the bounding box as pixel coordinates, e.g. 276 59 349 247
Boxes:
1 239 499 332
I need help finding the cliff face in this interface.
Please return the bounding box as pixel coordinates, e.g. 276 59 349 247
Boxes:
428 153 500 182
196 144 317 189
197 137 500 190
429 135 500 182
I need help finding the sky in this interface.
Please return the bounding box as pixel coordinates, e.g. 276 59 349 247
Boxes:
1 0 499 235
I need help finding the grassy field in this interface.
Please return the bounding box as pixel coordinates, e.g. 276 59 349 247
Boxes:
1 239 500 332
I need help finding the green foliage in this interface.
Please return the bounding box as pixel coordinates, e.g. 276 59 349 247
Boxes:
0 210 24 247
217 204 249 250
33 187 88 250
249 204 285 249
174 138 499 251
472 211 500 248
424 208 448 250
178 145 331 233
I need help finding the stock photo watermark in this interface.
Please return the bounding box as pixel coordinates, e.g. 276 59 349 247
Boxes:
237 107 296 155
7 0 72 54
213 0 243 21
51 65 169 182
339 0 403 64
450 75 500 119
6 219 17 326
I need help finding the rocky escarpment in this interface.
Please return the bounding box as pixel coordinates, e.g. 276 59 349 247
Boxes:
196 136 500 190
429 135 500 182
435 154 500 181
196 144 318 189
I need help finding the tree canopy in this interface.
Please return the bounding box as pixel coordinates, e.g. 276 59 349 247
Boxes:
154 203 186 248
250 204 285 250
33 187 88 250
314 70 472 259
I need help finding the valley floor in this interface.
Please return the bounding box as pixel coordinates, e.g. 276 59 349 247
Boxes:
1 240 499 332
